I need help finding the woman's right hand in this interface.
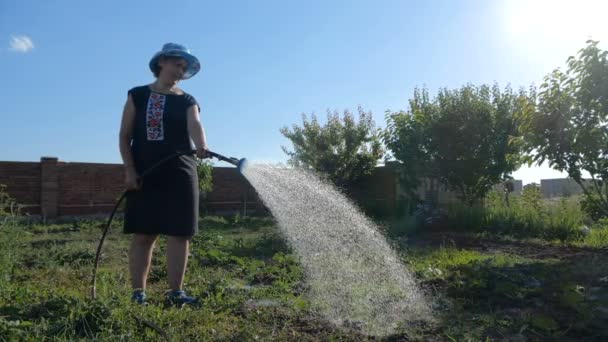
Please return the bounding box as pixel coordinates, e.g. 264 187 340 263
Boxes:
125 167 141 191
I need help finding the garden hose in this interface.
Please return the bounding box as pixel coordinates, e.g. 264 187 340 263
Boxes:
91 149 247 299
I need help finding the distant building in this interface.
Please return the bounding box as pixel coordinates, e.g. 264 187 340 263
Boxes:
540 178 592 198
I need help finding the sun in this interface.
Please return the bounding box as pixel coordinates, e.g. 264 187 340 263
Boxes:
504 0 608 48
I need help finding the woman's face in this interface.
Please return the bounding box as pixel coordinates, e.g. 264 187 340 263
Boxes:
158 57 188 81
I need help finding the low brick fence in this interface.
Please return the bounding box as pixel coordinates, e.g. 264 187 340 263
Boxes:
0 157 397 220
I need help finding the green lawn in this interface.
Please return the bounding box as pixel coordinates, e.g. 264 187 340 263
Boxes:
1 216 608 341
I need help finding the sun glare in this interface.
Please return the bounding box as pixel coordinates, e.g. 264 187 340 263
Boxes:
504 0 608 47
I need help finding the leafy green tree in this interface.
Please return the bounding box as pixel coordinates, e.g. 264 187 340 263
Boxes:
280 107 384 188
385 84 525 206
514 40 608 218
383 89 438 201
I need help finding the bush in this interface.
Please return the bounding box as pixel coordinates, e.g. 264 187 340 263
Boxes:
0 184 21 219
581 193 607 221
446 203 486 232
197 159 214 215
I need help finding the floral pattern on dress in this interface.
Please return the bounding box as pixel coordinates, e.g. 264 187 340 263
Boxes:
146 93 166 141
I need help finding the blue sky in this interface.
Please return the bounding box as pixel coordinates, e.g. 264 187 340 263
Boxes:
1 0 606 184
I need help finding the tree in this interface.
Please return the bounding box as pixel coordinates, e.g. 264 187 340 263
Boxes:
383 89 438 202
280 107 384 189
514 40 608 218
384 84 526 206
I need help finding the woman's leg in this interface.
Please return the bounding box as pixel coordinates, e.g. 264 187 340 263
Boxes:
166 236 190 291
129 233 158 290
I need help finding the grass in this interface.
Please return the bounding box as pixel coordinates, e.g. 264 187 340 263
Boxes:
2 214 608 340
445 197 587 242
0 216 363 341
402 239 608 340
399 191 608 248
583 228 608 248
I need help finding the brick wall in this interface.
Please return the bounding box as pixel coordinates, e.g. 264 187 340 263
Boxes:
0 161 41 215
0 157 265 219
0 157 396 219
206 167 264 216
57 161 125 216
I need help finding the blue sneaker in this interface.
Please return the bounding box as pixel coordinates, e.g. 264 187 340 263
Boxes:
131 289 148 306
165 290 200 308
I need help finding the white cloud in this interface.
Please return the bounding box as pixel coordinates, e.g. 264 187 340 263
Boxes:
9 35 34 53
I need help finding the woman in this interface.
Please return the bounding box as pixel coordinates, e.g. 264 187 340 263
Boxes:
118 43 208 306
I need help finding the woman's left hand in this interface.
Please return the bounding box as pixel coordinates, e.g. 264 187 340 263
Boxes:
196 147 210 159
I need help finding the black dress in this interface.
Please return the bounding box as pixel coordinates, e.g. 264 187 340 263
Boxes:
123 85 199 237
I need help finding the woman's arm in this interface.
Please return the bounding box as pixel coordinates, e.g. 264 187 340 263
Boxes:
186 104 209 158
118 94 141 190
119 94 137 168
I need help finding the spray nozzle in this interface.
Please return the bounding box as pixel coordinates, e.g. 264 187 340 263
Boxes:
187 149 248 173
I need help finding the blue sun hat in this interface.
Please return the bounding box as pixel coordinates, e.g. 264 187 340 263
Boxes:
149 43 201 79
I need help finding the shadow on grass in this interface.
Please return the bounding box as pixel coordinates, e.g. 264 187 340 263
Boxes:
407 231 604 261
410 243 608 340
227 233 291 260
